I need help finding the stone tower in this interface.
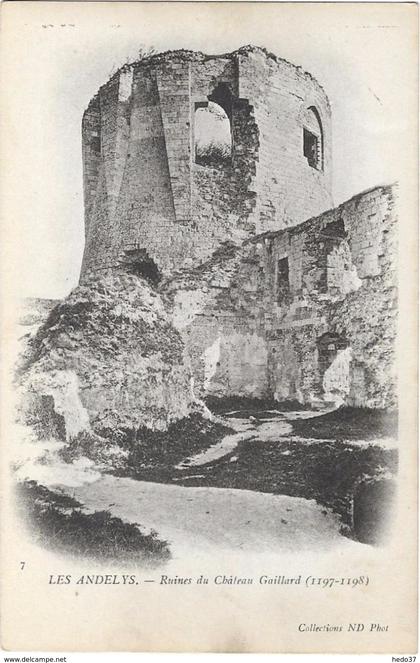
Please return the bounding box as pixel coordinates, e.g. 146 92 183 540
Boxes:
81 46 332 280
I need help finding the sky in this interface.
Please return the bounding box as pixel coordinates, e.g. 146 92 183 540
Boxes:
1 2 417 299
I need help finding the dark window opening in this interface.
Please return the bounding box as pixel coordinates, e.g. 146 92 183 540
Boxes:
208 83 233 119
303 128 319 169
319 219 348 294
321 218 346 239
122 249 161 286
277 257 290 304
303 106 323 170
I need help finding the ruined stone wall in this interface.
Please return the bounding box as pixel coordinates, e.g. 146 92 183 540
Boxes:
163 184 397 409
81 46 332 280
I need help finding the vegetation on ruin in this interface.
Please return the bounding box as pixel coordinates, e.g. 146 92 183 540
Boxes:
195 140 231 168
18 271 194 434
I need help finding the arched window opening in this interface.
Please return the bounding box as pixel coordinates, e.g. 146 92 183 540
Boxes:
303 106 323 170
194 99 232 168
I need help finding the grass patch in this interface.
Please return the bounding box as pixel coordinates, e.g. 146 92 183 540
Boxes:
48 405 397 539
98 406 398 530
16 480 170 566
176 438 398 526
291 407 397 441
108 406 398 531
111 413 232 482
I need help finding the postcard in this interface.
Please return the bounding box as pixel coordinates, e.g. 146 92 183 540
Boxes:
0 1 418 653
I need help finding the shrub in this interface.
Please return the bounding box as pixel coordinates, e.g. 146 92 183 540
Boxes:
195 140 231 168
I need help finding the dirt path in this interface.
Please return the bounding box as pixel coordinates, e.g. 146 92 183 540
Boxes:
71 475 363 559
176 429 256 468
176 409 323 468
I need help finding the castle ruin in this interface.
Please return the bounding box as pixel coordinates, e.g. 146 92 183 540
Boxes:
81 46 397 410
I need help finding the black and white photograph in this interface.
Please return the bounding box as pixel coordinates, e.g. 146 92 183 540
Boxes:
0 0 417 654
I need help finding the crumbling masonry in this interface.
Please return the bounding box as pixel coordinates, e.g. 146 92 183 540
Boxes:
81 46 397 410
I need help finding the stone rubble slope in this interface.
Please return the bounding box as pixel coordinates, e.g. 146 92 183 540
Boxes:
18 271 198 439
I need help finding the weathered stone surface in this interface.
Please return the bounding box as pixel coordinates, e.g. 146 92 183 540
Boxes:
81 45 332 280
163 184 397 410
19 272 197 436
